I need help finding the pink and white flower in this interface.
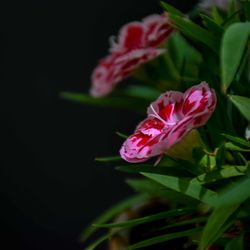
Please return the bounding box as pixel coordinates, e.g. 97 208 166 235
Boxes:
120 82 217 163
90 48 164 97
90 14 173 97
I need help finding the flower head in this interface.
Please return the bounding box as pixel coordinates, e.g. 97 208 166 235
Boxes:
120 82 216 163
90 14 173 97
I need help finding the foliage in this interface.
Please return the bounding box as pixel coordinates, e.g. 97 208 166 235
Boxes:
62 1 250 249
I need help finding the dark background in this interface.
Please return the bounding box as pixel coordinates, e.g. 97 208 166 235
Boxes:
2 1 197 249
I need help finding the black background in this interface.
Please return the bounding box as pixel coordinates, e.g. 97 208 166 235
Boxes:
2 1 197 249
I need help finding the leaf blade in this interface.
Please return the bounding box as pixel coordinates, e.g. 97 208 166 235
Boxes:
142 173 218 206
80 194 148 241
126 227 202 250
228 95 250 121
94 207 195 229
221 22 250 91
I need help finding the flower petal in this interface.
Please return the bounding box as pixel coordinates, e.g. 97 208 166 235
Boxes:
143 14 174 47
110 22 146 52
120 117 165 162
182 82 216 116
90 48 165 97
147 91 183 125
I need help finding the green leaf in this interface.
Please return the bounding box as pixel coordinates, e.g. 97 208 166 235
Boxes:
200 14 224 35
126 227 202 250
225 142 250 152
168 13 220 53
116 131 128 139
191 165 247 185
94 207 195 229
201 173 250 248
242 0 250 21
225 235 244 250
222 133 250 147
222 9 243 27
95 156 121 162
227 0 241 24
126 179 198 205
80 194 148 241
216 175 250 207
85 229 122 250
228 95 250 121
116 165 192 177
211 6 224 25
167 32 202 81
151 217 207 234
126 178 170 197
142 173 218 206
122 85 160 101
160 2 184 16
221 22 250 91
200 205 239 249
60 92 147 113
85 234 110 250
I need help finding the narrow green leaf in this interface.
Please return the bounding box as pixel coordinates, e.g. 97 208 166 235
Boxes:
60 92 146 113
116 131 128 139
167 32 202 80
126 179 198 205
242 0 250 21
211 6 224 24
228 95 250 121
200 205 239 249
122 85 160 101
142 173 218 206
191 165 247 185
222 133 250 147
151 217 207 234
227 0 241 24
200 14 224 35
221 22 250 91
160 2 184 16
85 228 122 250
216 175 250 207
94 207 195 229
222 9 243 27
169 13 220 53
95 156 121 162
85 234 110 250
225 142 250 152
80 194 148 241
126 179 169 197
116 165 192 177
225 235 244 250
126 227 202 250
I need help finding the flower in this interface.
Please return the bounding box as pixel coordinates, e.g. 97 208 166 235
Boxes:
90 48 164 97
90 14 173 97
198 0 234 11
120 82 216 163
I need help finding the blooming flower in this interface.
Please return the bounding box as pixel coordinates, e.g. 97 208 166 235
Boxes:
120 82 216 163
90 14 173 97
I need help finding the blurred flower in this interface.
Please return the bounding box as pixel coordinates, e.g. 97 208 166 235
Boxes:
120 82 216 163
198 0 233 11
90 48 164 97
90 14 173 97
245 124 250 140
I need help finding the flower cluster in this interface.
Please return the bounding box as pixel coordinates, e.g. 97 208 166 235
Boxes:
90 14 173 97
120 82 216 163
